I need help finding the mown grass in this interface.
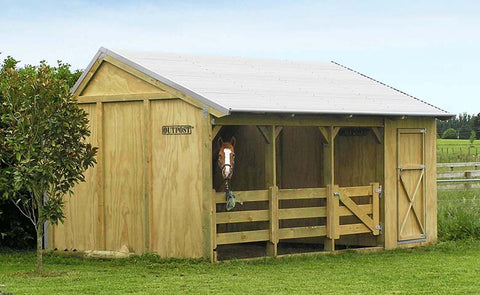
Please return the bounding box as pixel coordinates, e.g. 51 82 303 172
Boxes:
437 139 480 163
1 241 480 294
0 186 478 294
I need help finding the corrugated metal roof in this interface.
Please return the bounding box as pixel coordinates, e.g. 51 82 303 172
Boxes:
73 47 452 118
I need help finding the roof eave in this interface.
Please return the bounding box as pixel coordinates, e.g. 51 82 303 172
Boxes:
71 47 230 117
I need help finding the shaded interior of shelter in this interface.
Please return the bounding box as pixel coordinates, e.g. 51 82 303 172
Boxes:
213 125 383 260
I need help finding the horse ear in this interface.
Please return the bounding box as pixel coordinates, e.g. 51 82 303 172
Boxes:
230 136 236 147
217 137 224 149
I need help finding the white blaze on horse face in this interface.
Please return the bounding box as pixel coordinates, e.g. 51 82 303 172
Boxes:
223 148 233 178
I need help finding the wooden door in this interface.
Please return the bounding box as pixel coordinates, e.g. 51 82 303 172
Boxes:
397 129 426 242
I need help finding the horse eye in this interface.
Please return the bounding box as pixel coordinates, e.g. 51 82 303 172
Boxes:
232 154 236 158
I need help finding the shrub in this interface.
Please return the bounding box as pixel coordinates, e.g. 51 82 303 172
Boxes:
442 128 458 139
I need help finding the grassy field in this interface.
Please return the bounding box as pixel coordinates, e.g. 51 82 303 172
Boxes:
437 139 480 162
1 159 479 294
1 240 480 294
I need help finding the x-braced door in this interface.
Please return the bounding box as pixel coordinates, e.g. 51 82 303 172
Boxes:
397 128 426 242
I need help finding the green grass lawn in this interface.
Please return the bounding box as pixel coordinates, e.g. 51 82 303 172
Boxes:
1 241 480 294
437 139 480 163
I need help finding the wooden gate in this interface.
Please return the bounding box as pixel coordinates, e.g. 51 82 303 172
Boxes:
212 183 381 259
397 128 426 242
327 184 381 240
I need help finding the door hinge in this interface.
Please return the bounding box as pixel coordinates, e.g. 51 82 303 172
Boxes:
375 222 383 235
375 185 382 198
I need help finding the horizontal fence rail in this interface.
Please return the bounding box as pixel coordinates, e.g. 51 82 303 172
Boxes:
437 162 480 190
213 184 380 248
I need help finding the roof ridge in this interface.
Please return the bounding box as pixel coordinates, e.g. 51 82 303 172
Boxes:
330 61 450 115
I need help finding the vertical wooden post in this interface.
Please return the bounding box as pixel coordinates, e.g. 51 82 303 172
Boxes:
371 182 380 236
211 190 217 262
96 101 105 250
374 126 385 246
265 125 278 257
143 99 151 252
268 186 279 256
323 126 338 251
201 113 215 261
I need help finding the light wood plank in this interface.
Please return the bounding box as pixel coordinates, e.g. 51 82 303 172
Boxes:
340 196 376 233
278 226 327 240
216 210 269 224
279 207 326 219
339 223 371 235
214 113 384 127
338 204 372 217
216 230 270 245
78 92 176 103
278 188 327 200
372 127 383 144
215 190 269 203
339 186 373 197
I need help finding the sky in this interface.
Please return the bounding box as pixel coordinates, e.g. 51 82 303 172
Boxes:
1 0 479 115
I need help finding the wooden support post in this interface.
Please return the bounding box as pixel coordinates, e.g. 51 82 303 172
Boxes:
265 126 278 257
322 126 339 251
211 190 217 262
374 127 385 246
326 184 339 251
267 186 279 256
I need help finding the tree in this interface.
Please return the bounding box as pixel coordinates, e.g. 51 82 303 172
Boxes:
473 113 480 140
442 128 457 139
0 57 96 273
470 130 476 146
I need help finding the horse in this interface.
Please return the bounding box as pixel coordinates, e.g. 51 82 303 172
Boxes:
217 137 238 210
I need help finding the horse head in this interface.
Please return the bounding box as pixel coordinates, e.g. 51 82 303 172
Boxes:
217 136 236 180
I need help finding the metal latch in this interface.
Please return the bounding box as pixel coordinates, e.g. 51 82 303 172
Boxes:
375 222 383 235
333 192 341 200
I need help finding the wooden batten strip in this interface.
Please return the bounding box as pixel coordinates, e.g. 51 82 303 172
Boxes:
339 186 373 197
215 190 269 203
95 101 105 250
339 223 371 235
278 188 327 200
144 99 152 251
278 226 327 240
78 92 176 104
216 210 269 224
278 207 327 219
216 230 270 245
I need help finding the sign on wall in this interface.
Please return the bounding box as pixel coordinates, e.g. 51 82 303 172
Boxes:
162 125 194 135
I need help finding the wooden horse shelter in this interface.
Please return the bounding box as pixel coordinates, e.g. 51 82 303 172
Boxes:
50 47 452 261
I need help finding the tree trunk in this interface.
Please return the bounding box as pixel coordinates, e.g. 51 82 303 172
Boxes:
36 193 44 274
36 223 43 273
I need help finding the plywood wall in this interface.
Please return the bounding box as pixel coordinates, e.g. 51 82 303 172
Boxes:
80 61 165 96
279 127 324 189
149 100 204 258
53 103 99 250
384 117 437 249
103 102 146 252
334 130 379 187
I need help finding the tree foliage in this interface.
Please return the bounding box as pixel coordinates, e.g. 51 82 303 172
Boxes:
437 113 480 140
0 56 95 272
